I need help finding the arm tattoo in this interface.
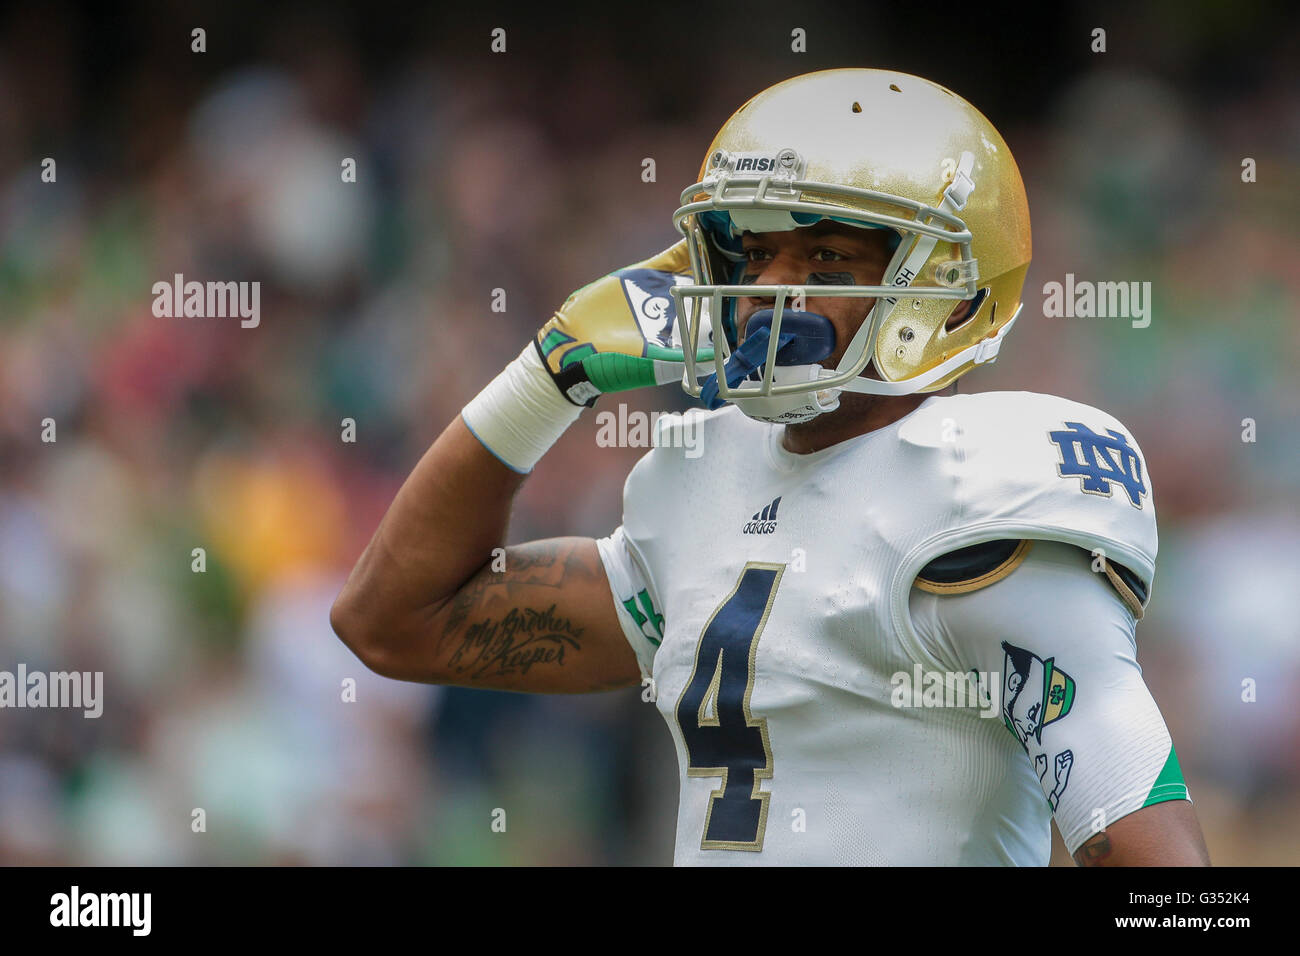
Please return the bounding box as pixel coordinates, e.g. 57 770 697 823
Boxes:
1074 832 1114 866
446 604 584 679
438 540 599 666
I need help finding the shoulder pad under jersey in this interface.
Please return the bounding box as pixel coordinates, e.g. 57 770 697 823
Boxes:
897 391 1157 610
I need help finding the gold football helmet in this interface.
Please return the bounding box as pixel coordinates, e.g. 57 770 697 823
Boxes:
670 68 1031 424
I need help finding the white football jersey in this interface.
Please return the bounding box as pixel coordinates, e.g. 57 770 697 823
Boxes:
597 391 1185 865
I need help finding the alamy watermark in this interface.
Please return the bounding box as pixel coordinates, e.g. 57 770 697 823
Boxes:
152 273 260 328
0 664 103 718
50 886 150 936
891 664 1000 719
1042 274 1151 328
595 406 703 458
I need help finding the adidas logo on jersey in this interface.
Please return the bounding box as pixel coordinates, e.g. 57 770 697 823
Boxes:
743 496 782 534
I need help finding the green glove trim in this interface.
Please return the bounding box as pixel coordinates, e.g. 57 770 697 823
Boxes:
582 353 659 392
645 343 715 363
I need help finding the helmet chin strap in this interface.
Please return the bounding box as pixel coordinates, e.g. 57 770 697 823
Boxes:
730 371 842 425
722 300 1017 417
700 323 797 410
710 301 1019 422
702 310 842 424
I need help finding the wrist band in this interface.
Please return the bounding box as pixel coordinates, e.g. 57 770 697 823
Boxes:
461 344 584 473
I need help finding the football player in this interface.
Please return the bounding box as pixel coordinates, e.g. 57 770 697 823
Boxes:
332 69 1210 866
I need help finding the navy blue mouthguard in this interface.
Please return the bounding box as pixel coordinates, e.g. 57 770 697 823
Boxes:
742 310 836 364
699 310 837 409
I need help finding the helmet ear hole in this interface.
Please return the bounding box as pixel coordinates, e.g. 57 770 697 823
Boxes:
944 287 989 333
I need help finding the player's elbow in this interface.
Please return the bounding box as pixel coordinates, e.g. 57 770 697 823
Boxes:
330 594 440 682
329 592 371 661
331 594 391 675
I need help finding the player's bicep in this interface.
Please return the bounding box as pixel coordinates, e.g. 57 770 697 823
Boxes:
912 539 1197 861
1073 797 1209 866
420 536 641 693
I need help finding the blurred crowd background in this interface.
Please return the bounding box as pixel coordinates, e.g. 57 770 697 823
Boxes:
0 1 1296 865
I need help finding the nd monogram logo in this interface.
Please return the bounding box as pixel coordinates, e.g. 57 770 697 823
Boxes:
1048 422 1147 509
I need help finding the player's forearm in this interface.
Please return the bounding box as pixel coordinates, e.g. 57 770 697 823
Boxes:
330 415 526 672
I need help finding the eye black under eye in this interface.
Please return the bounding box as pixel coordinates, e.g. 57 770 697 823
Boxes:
807 271 854 285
